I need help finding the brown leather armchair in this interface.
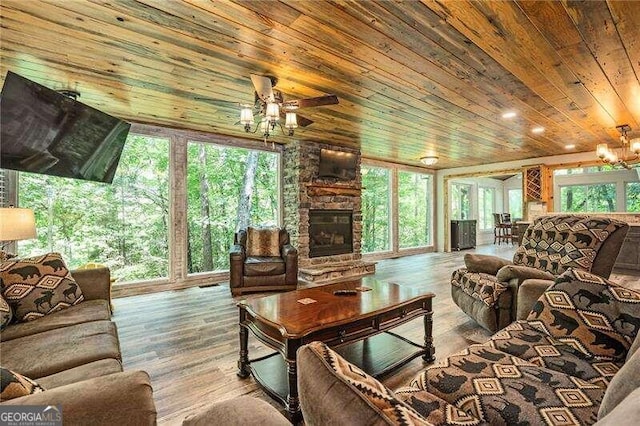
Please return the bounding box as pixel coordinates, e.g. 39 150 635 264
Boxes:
451 214 629 332
229 227 298 296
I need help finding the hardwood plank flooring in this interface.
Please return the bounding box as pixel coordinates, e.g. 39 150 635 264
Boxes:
112 244 638 424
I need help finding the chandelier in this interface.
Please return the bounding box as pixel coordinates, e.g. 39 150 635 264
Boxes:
596 124 640 169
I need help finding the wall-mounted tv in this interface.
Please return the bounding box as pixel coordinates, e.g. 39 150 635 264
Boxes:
318 148 357 181
0 71 131 183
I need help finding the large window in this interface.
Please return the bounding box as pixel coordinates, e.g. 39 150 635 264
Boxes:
17 135 170 283
186 142 279 273
451 183 471 220
398 171 432 248
478 187 495 230
560 184 616 212
508 188 523 219
627 182 640 212
361 166 391 253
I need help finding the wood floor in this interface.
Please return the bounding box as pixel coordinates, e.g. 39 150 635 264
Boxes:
111 244 638 424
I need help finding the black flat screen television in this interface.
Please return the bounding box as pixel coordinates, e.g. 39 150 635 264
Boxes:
318 148 357 180
0 71 130 183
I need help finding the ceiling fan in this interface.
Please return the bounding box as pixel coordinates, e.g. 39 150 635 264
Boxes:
238 74 339 139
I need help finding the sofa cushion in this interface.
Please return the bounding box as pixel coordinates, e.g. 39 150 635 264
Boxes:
0 367 45 401
0 320 120 378
513 215 626 276
410 343 605 425
298 342 430 425
527 268 640 361
244 257 285 276
0 253 84 322
451 268 508 307
36 358 123 390
487 321 623 388
246 227 281 257
394 387 482 425
0 295 12 330
0 299 111 342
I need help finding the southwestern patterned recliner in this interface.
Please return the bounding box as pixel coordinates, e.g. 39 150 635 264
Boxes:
450 214 629 332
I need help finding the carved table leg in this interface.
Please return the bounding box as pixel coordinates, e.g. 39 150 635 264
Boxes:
285 358 302 424
422 311 436 362
237 314 250 378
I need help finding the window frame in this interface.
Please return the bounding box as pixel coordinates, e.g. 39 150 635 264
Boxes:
361 165 392 254
477 186 495 231
360 159 435 260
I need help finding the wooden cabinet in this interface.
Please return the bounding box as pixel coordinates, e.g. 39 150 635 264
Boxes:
451 220 477 251
613 225 640 276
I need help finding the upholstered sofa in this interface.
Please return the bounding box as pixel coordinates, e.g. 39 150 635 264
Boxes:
451 214 629 332
297 268 640 425
230 226 298 296
0 267 157 425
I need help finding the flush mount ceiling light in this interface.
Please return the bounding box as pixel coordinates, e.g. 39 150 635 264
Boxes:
420 156 439 166
596 124 640 169
564 144 576 150
532 126 545 134
502 111 517 119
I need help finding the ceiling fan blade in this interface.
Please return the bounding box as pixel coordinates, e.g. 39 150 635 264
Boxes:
250 74 275 102
296 114 314 127
282 94 339 110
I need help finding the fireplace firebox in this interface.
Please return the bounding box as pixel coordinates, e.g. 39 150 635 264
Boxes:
309 210 353 258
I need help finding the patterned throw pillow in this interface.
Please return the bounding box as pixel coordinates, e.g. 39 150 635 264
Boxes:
307 341 431 425
246 227 281 257
0 367 45 401
0 253 84 322
513 215 626 276
0 294 12 330
527 268 640 361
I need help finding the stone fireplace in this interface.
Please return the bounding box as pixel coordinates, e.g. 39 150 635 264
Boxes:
283 141 375 283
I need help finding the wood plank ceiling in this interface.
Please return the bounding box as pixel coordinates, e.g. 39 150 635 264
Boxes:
1 0 639 169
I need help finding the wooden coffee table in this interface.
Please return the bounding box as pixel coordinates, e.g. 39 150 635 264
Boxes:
237 277 435 423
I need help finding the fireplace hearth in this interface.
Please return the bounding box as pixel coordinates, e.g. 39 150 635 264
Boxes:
309 210 353 257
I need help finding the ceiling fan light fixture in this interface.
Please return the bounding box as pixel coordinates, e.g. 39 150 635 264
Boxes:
631 138 640 155
420 156 438 166
596 143 609 158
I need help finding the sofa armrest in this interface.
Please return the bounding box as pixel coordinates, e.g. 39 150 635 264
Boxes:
496 265 555 283
298 342 422 425
70 267 111 304
282 243 297 259
282 244 298 286
464 254 512 275
229 244 244 290
2 371 156 426
516 278 554 320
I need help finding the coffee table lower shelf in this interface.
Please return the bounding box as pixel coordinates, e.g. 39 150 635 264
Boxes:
250 331 427 405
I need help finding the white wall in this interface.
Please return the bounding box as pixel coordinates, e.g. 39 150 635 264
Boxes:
435 151 595 251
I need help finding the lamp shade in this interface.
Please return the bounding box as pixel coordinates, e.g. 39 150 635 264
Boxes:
0 207 36 241
265 102 280 121
239 107 254 125
285 112 298 129
596 143 609 158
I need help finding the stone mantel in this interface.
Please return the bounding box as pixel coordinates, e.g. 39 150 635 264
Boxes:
305 183 362 197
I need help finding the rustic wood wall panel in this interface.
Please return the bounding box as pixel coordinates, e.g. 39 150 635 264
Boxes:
1 0 638 169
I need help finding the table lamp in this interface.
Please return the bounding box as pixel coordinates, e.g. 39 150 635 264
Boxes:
0 207 37 262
